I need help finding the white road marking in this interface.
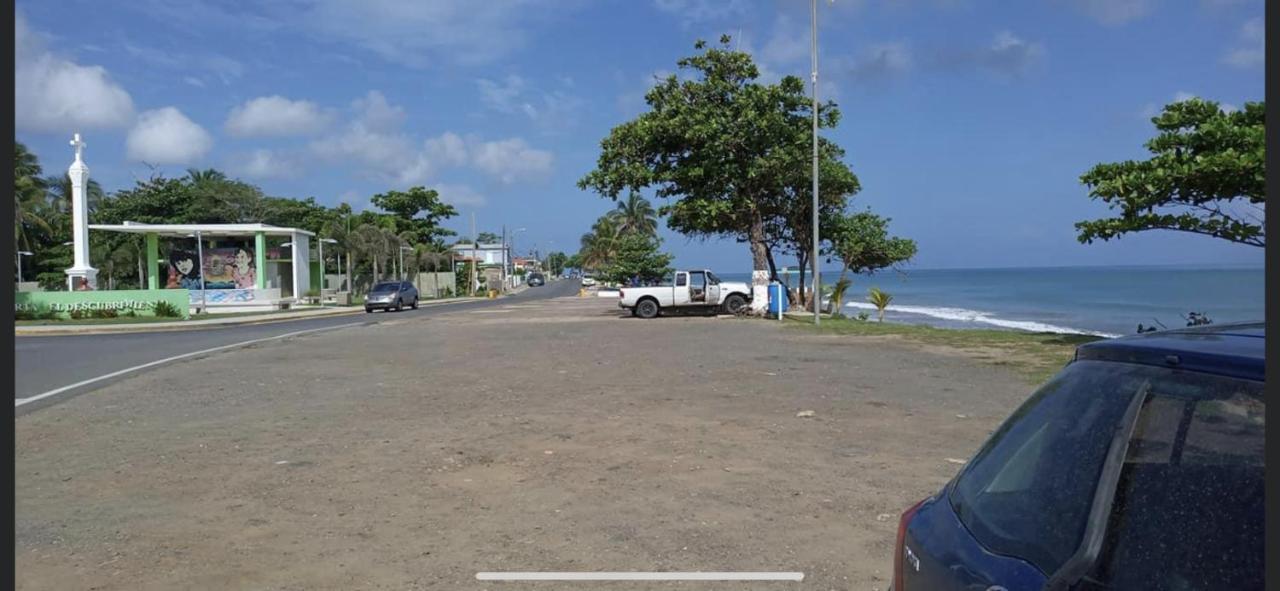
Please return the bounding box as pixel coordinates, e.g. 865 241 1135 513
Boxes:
475 572 804 581
15 321 367 408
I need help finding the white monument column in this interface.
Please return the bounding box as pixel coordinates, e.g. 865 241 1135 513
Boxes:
64 133 98 290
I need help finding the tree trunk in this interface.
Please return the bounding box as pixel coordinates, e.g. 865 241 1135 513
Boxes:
747 208 769 283
137 254 145 287
797 250 808 310
763 244 779 283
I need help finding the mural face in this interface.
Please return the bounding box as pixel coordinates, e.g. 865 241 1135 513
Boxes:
166 249 202 290
167 245 256 290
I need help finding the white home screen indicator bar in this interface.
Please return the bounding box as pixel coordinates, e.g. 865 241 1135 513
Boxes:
476 572 804 581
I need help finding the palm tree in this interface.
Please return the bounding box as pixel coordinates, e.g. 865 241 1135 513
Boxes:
868 287 893 322
350 223 389 292
45 172 105 215
613 193 658 236
14 142 50 253
186 168 228 185
829 278 853 318
579 214 622 271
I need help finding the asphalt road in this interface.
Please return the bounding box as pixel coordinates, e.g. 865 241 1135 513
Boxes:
14 279 581 407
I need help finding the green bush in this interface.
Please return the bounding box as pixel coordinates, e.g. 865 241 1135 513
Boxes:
15 308 36 321
91 308 119 319
68 308 87 320
153 300 182 318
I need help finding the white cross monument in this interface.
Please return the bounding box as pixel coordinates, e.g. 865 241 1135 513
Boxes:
64 133 98 290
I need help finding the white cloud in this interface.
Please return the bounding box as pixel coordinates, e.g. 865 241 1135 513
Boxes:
476 75 527 113
844 42 913 83
761 15 808 66
475 75 584 133
352 90 406 131
311 122 420 182
983 31 1045 74
1068 0 1155 25
229 149 301 179
425 132 469 167
286 0 571 67
1142 91 1239 118
1223 17 1263 68
15 13 135 132
121 42 244 85
125 107 213 165
183 76 206 88
434 183 487 206
311 91 553 187
225 95 333 137
470 138 553 184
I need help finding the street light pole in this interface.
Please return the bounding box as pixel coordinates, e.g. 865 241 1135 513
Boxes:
195 231 206 314
810 0 821 326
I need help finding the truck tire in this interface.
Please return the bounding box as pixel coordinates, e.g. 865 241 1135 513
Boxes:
722 293 747 315
636 299 660 319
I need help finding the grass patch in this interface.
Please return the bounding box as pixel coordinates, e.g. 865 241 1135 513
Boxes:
785 315 1103 385
16 310 285 326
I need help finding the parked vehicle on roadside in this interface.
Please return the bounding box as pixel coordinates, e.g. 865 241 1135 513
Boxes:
527 272 545 287
364 280 418 313
618 269 751 318
889 323 1264 591
581 275 597 287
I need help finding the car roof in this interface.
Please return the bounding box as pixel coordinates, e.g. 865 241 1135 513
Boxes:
1075 322 1264 381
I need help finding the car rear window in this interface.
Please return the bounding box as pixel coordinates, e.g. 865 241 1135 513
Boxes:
1086 372 1263 590
371 282 398 292
948 361 1151 575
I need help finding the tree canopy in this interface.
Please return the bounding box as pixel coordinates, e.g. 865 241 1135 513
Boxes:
1077 98 1264 247
825 211 917 281
11 143 464 293
579 36 847 285
601 233 674 285
370 186 459 245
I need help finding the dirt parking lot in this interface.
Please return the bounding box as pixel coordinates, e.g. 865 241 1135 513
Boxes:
16 293 1034 590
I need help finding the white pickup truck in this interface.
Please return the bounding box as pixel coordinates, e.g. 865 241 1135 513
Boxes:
618 270 752 318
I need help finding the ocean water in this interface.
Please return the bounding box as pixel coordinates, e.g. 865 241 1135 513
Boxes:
721 266 1265 338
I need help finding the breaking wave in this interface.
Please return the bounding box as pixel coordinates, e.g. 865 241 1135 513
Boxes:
843 301 1121 338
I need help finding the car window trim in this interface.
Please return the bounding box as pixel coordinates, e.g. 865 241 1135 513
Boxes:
1044 379 1150 590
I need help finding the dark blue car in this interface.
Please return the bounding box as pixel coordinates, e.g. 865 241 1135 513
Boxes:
891 323 1264 591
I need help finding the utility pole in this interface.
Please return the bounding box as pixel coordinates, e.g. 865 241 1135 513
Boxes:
470 212 478 296
810 0 821 325
501 224 507 290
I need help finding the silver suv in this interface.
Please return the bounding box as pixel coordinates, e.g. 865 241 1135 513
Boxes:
365 281 419 312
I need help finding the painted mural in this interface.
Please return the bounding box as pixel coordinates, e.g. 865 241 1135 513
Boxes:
167 246 255 289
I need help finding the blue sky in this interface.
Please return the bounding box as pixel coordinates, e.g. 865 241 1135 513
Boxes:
15 0 1265 271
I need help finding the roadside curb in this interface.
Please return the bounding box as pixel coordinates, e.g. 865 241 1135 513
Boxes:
15 297 485 336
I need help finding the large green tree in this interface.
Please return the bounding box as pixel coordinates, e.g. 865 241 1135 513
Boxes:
579 36 838 289
602 233 674 285
1077 98 1264 247
763 136 861 305
825 211 917 284
369 186 458 245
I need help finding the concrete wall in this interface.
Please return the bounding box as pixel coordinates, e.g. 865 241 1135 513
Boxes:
413 272 457 297
16 289 191 319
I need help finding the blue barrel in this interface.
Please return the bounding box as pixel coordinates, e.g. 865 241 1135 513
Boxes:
767 283 788 315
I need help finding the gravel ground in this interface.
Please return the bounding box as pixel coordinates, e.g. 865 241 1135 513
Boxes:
16 294 1034 590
